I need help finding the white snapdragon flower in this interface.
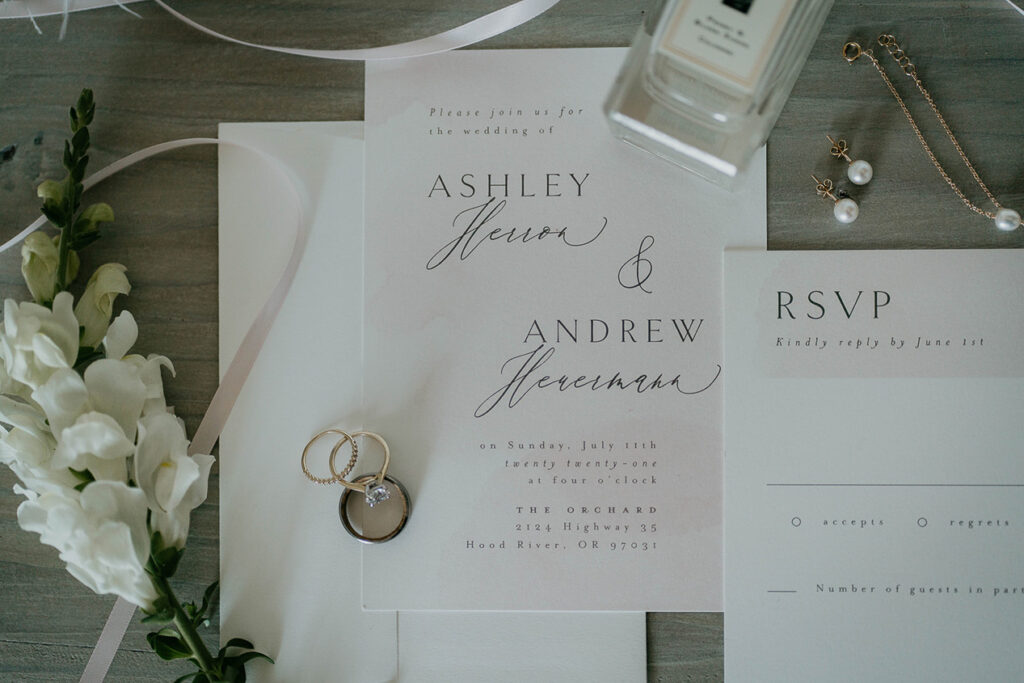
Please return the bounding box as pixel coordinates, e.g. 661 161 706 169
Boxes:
16 480 157 609
104 311 175 416
75 263 130 349
51 412 134 483
33 360 146 444
0 292 79 394
134 413 214 549
26 358 147 490
0 396 76 493
20 231 78 305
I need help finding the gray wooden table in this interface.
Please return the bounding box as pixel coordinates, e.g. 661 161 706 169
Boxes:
0 1 1021 680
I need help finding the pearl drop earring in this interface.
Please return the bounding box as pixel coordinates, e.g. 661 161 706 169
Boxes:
812 175 859 224
827 135 873 185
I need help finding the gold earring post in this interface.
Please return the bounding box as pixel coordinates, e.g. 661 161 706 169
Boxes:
811 175 837 202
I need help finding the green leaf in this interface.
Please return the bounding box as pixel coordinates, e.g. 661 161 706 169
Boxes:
71 127 89 155
69 467 95 484
69 230 101 251
172 673 201 683
226 651 274 666
73 347 102 370
63 140 73 170
198 581 219 621
146 631 192 661
40 203 64 227
72 155 89 184
70 468 94 492
153 545 185 579
76 89 95 127
218 637 254 657
220 661 247 683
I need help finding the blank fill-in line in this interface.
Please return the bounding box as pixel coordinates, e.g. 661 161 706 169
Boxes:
767 590 797 594
766 483 1024 488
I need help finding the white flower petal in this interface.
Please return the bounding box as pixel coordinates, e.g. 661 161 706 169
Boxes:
0 396 49 437
31 333 71 369
32 368 90 438
134 414 211 548
79 481 151 572
103 311 138 360
54 412 134 462
149 508 191 553
82 360 146 442
0 428 51 467
122 353 174 416
181 453 215 510
2 294 79 390
51 412 133 483
0 426 75 493
49 292 80 367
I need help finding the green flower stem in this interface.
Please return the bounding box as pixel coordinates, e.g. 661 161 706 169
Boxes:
149 571 219 676
54 211 73 293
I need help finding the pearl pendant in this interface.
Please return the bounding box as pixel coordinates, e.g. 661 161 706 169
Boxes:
847 159 873 185
994 208 1021 232
833 197 859 224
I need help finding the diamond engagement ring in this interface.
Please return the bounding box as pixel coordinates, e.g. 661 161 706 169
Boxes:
301 430 411 543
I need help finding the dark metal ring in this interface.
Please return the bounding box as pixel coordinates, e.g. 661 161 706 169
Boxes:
338 473 411 544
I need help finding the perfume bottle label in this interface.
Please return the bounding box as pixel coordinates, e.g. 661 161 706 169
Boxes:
657 0 797 93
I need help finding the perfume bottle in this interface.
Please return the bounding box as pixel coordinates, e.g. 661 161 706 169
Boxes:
605 0 833 188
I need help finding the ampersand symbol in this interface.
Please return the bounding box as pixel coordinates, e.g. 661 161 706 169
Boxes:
617 235 655 294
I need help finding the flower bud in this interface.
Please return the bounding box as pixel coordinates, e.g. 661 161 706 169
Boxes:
20 232 79 304
74 264 130 350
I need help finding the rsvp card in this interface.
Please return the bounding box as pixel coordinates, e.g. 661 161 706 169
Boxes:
361 49 766 611
724 250 1024 681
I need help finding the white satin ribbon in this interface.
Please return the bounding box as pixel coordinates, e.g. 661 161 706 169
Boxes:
152 0 561 60
0 0 142 20
3 0 562 59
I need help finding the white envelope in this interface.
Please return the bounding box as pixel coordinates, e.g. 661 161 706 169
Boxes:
218 121 645 682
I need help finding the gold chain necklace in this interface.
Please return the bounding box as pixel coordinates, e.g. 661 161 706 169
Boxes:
843 34 1021 232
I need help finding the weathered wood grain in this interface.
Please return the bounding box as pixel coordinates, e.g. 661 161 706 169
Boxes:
0 1 1021 680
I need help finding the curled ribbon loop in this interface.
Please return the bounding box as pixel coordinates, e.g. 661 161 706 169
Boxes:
2 0 563 63
153 0 562 61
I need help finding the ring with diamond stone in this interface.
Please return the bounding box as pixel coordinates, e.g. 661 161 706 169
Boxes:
338 473 411 543
328 430 391 493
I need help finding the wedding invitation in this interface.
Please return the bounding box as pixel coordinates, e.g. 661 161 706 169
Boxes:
362 49 766 611
724 250 1024 681
218 122 646 682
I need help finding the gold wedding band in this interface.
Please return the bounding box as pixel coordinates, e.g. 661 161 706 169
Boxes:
329 431 391 493
301 429 355 484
